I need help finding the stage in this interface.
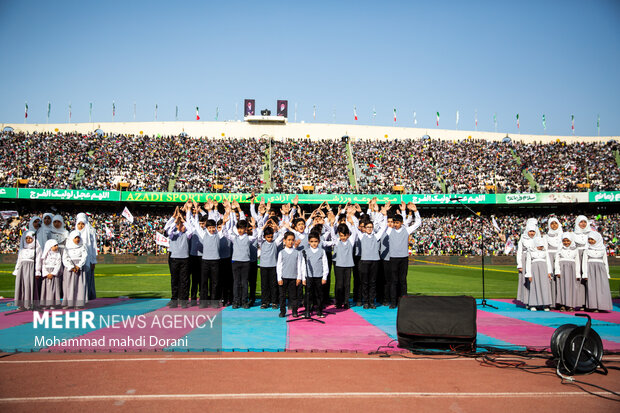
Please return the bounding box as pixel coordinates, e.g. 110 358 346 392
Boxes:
0 298 619 353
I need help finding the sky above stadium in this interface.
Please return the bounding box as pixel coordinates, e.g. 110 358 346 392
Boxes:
1 0 619 136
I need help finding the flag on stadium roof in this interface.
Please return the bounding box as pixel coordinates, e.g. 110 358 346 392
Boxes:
436 111 440 126
542 114 546 130
393 108 396 122
354 106 358 121
516 113 519 129
24 102 28 119
571 114 574 135
196 106 200 120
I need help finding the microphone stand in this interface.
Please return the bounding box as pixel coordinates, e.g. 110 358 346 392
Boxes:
452 198 497 309
287 250 325 324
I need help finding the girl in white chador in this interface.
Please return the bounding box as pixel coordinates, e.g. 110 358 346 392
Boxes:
13 231 41 310
38 239 63 309
582 231 613 312
525 238 553 311
62 230 88 309
516 221 539 306
554 233 580 311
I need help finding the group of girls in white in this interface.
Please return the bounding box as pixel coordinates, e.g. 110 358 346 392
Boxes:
13 213 98 310
516 215 613 312
165 197 421 317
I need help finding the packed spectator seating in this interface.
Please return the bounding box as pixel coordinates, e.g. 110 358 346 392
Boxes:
1 131 618 194
514 140 620 192
270 138 352 194
174 137 267 194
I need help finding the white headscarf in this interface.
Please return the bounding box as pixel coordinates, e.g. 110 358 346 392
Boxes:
66 230 83 250
522 223 539 241
21 230 37 250
41 239 59 260
522 218 541 238
27 216 41 233
534 237 546 249
547 217 562 237
51 215 68 234
574 215 590 234
587 231 605 251
561 232 576 250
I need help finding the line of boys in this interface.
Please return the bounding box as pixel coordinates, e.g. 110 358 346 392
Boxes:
165 197 422 317
515 216 613 312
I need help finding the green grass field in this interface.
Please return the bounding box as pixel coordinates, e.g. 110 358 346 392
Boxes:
1 263 618 299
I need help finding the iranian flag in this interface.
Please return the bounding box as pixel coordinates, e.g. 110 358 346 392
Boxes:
24 102 28 119
571 115 574 134
436 111 440 126
196 106 200 120
353 106 358 121
516 113 520 129
393 108 396 122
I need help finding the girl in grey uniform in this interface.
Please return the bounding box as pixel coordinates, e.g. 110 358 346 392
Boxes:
62 230 88 309
554 233 580 311
572 215 590 310
582 232 613 312
38 240 62 309
516 222 538 307
13 231 41 310
544 217 562 307
525 238 553 311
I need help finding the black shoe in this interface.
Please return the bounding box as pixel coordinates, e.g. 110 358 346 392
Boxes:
180 301 188 309
271 303 278 309
389 304 396 309
260 303 269 309
232 304 239 309
243 303 250 309
168 300 178 308
335 304 343 309
304 311 310 318
382 301 389 307
363 304 369 309
356 301 362 307
292 310 299 317
199 301 207 309
318 311 325 318
369 304 376 309
279 311 286 318
343 303 350 309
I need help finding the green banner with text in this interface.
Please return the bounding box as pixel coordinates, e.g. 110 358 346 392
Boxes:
0 188 617 204
17 188 120 202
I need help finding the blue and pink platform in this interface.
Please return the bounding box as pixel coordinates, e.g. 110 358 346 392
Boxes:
0 298 619 353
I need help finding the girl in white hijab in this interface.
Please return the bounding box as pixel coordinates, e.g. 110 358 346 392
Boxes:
572 215 590 309
544 217 563 307
554 233 580 311
49 215 69 251
516 222 539 306
582 231 612 312
41 212 54 242
62 230 88 309
13 231 41 310
38 239 62 309
76 213 98 300
20 216 42 249
525 237 553 311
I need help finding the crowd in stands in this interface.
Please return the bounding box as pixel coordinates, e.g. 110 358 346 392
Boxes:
2 206 618 256
1 132 618 194
271 138 351 193
514 140 620 192
174 137 267 194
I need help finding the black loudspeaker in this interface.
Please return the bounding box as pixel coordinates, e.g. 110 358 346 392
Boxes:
397 295 477 350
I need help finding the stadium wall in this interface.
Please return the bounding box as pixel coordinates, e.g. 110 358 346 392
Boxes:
3 121 617 144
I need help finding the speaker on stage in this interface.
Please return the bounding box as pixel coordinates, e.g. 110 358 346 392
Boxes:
396 296 477 350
